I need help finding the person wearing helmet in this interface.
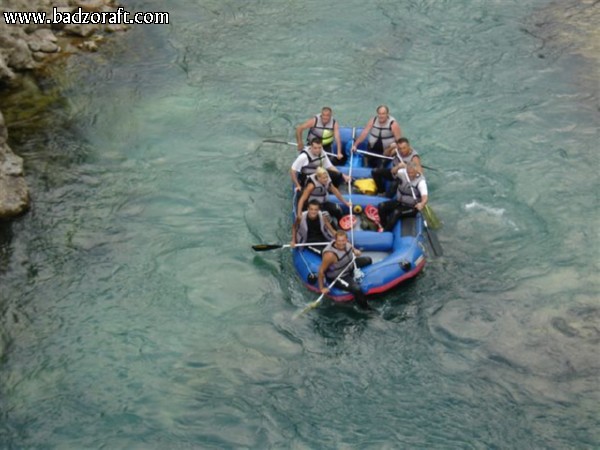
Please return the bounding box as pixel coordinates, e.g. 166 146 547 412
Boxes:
295 107 344 165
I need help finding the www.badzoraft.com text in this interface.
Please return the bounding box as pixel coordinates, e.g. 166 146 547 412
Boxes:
3 7 169 25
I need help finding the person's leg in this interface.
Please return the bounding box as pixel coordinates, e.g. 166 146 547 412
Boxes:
322 201 344 221
383 205 417 231
355 256 372 268
332 275 369 309
325 144 347 166
366 142 384 168
373 157 386 170
385 179 399 198
372 167 394 194
327 169 345 188
298 172 307 187
365 154 382 169
330 156 346 166
371 167 385 194
383 208 403 232
377 200 398 229
400 206 418 217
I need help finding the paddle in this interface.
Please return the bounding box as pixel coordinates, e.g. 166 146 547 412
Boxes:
356 149 438 171
293 256 356 318
364 205 384 232
348 127 356 239
423 204 442 230
399 168 443 257
252 242 329 252
346 127 367 282
338 215 357 231
357 149 393 160
263 139 341 161
264 139 436 170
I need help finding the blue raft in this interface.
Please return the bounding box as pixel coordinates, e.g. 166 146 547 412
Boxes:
292 126 427 303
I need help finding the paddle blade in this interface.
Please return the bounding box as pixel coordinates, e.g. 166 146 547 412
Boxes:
423 204 442 230
425 227 443 257
293 294 325 319
339 214 357 231
293 300 321 319
364 205 384 232
252 244 283 251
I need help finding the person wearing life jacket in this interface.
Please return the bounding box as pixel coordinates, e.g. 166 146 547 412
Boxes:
296 167 351 221
290 137 349 191
291 199 336 254
372 137 423 195
318 230 373 309
351 105 402 168
377 162 428 231
295 107 344 164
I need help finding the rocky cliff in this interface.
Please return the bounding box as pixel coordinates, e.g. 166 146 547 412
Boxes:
0 0 128 218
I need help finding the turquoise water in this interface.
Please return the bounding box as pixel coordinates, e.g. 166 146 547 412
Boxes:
1 0 598 448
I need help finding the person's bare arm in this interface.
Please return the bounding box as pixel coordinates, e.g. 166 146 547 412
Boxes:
333 122 343 159
290 168 302 192
351 119 374 151
330 185 351 209
295 117 316 150
323 215 336 238
296 184 314 213
391 121 402 141
318 252 336 293
415 194 428 211
383 142 398 157
412 155 423 174
291 216 302 246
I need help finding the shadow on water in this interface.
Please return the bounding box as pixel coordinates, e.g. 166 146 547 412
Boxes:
310 306 372 344
0 221 13 275
299 276 423 345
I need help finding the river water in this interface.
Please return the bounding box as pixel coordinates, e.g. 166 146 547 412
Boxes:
1 0 598 448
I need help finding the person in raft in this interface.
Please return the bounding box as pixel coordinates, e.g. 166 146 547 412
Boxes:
296 167 351 222
351 105 402 168
318 230 373 309
372 137 423 195
295 106 344 164
377 162 428 231
291 199 336 254
290 137 349 191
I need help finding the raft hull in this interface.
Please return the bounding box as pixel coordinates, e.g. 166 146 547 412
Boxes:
292 127 427 302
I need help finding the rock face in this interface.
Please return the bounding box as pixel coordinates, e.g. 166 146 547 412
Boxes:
0 109 29 217
0 0 128 219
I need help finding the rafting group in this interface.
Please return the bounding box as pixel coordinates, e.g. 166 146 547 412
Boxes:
257 105 443 313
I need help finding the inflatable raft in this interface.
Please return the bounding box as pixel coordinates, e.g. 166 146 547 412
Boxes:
292 126 427 302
